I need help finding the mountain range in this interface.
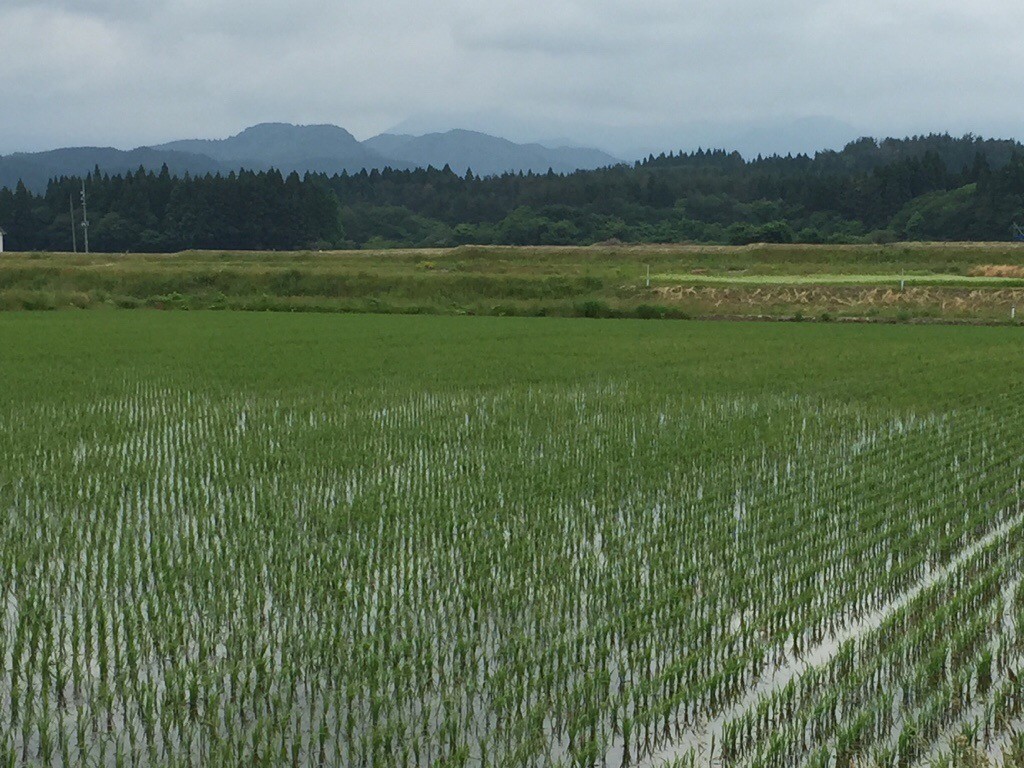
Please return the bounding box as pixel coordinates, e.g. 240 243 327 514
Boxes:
0 123 622 192
385 112 866 161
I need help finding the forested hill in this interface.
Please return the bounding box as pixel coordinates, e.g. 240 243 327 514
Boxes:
2 133 1024 251
642 134 1024 175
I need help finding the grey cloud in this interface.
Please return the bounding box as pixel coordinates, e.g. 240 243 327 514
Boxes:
2 0 162 19
1 0 1023 157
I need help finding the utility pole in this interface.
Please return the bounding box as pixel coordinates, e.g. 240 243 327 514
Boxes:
80 181 90 254
70 194 77 253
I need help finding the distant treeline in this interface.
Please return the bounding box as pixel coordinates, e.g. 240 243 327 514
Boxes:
2 134 1024 251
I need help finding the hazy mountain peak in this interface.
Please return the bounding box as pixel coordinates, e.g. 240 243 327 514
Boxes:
155 122 365 165
232 122 360 145
364 128 620 176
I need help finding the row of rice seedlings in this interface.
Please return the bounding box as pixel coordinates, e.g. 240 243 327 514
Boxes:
926 568 1024 766
634 403 1019 765
0 378 1020 766
716 515 1024 768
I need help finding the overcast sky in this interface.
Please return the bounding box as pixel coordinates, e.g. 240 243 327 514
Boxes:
3 0 1024 157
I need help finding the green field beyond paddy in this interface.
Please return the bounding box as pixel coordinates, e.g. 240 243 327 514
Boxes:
1 312 1022 766
4 243 1024 323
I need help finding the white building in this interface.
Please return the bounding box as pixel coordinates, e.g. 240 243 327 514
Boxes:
0 227 5 253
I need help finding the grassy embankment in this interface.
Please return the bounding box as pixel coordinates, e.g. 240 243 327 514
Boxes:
3 242 1024 322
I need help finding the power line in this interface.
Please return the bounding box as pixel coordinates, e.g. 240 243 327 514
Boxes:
70 194 77 253
80 181 90 254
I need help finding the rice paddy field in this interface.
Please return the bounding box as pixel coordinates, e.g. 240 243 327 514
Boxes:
1 311 1023 767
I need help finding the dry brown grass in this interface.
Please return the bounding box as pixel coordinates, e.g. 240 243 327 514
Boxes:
650 284 1024 308
641 283 1024 322
969 264 1024 278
